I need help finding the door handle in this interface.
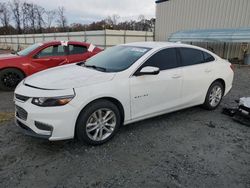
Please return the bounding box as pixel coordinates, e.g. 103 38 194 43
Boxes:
172 74 182 79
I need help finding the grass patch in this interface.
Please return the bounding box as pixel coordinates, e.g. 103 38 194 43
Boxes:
0 112 14 124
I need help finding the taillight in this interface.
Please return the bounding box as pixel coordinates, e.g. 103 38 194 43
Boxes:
230 64 234 72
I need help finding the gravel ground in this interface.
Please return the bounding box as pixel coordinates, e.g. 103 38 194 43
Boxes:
0 67 250 188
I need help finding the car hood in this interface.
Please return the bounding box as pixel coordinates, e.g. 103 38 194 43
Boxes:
0 53 20 60
24 64 116 90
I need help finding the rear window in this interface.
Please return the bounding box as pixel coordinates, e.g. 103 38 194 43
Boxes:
179 48 204 66
69 45 87 55
203 51 215 62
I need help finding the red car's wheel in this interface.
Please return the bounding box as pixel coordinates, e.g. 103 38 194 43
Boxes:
0 68 25 91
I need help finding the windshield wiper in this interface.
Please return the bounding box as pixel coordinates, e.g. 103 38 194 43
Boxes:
76 61 86 66
84 64 107 72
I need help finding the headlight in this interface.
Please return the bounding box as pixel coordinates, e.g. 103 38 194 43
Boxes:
31 95 75 107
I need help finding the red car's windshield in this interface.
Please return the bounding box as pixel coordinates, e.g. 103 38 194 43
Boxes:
17 43 43 56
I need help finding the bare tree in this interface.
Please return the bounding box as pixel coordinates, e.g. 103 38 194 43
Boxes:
45 10 56 28
10 0 22 34
21 2 30 33
26 3 37 32
0 2 155 35
138 15 145 21
111 14 120 26
138 14 146 30
0 3 10 29
105 14 120 29
21 2 45 33
35 5 45 32
56 6 67 29
105 16 112 28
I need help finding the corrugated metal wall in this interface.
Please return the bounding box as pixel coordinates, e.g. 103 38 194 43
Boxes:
155 0 250 59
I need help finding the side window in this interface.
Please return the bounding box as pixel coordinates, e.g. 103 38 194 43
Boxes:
37 45 65 58
57 45 65 56
140 48 179 71
69 45 87 55
37 46 53 58
179 48 204 66
203 51 215 62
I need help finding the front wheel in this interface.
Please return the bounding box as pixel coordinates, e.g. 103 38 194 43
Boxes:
0 68 25 91
203 81 224 110
76 100 121 145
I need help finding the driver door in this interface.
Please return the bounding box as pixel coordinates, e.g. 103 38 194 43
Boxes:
32 45 68 73
130 48 183 120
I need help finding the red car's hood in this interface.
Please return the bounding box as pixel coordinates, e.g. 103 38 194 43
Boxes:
0 53 21 60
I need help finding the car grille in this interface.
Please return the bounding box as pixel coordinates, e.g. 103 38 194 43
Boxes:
16 105 28 121
15 94 30 102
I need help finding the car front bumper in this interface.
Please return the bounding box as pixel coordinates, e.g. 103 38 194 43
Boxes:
15 118 52 139
14 98 79 141
14 82 79 141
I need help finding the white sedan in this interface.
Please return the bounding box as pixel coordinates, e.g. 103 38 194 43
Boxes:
14 42 234 145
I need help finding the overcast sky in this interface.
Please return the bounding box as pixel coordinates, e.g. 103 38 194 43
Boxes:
3 0 156 24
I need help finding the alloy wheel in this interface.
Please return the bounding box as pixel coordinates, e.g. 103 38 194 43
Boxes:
86 108 116 141
2 72 21 89
209 85 222 107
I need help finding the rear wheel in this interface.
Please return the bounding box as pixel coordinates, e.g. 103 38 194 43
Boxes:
203 81 224 110
76 100 121 145
0 68 25 91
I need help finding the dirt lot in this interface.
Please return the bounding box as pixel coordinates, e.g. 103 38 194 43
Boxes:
0 67 250 188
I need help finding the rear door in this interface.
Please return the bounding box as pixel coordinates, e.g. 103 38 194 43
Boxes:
130 48 183 119
67 44 91 64
178 47 216 106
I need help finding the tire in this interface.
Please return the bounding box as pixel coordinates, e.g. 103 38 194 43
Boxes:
76 99 121 145
202 81 224 110
0 68 25 91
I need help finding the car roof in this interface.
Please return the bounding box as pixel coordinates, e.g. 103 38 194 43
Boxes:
41 41 90 46
121 41 219 58
122 41 203 50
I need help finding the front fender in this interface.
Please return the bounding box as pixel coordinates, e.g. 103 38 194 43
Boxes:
72 81 131 123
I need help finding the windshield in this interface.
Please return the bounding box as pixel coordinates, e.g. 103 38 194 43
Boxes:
84 45 151 72
17 43 42 56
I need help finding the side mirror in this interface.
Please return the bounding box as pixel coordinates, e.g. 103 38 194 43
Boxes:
33 54 39 59
11 50 16 55
135 66 160 76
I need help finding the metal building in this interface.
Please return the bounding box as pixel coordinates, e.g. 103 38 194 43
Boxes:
155 0 250 60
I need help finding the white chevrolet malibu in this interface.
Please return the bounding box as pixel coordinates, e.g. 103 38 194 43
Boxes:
14 42 234 145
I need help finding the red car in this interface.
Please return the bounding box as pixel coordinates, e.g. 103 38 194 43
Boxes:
0 41 102 90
